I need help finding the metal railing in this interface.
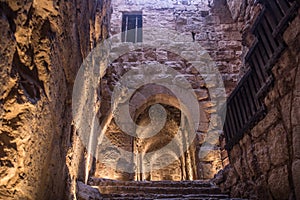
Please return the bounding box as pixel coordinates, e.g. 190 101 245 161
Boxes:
224 0 299 150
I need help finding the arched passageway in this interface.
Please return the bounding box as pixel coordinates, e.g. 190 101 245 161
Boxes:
95 91 199 181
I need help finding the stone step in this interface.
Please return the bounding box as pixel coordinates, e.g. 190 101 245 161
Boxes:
89 178 213 188
78 179 236 200
97 185 223 195
100 193 230 199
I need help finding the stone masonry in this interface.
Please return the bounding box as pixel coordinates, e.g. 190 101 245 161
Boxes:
91 0 246 183
0 0 299 199
215 1 300 200
0 0 111 199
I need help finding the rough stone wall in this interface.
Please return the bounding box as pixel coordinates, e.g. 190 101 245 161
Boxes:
226 0 263 76
95 105 188 181
0 0 111 199
97 46 221 180
94 118 135 180
215 7 300 200
151 160 182 181
103 0 247 179
217 0 263 176
94 0 241 181
110 0 243 94
92 0 242 182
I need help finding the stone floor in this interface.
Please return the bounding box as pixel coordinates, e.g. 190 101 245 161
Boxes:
77 178 245 200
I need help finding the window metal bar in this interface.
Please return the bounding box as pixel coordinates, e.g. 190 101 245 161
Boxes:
125 16 128 42
135 16 138 43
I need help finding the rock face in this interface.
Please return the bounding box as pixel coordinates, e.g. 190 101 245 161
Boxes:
77 181 102 200
216 3 300 200
0 0 111 199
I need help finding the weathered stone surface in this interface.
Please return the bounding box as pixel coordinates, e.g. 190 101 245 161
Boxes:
252 107 280 138
87 178 233 199
76 181 102 200
268 165 290 200
292 96 300 126
99 0 242 179
226 0 243 21
224 167 238 187
254 175 272 199
229 144 241 163
254 140 270 173
110 0 242 95
283 9 300 46
292 159 300 200
199 149 221 162
239 134 255 178
0 0 111 199
1 0 298 199
202 163 215 179
267 123 289 166
280 93 292 132
293 126 300 159
232 157 243 180
212 2 300 200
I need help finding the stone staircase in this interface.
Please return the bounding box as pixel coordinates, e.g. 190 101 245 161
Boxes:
77 178 237 200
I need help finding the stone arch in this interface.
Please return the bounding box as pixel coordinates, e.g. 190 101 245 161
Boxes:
94 27 226 132
149 152 183 181
73 27 226 181
131 98 200 181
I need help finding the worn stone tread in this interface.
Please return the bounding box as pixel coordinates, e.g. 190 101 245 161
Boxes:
100 193 229 198
98 185 222 195
90 178 214 187
84 178 235 199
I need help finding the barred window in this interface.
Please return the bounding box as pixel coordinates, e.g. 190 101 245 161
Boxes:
122 12 143 43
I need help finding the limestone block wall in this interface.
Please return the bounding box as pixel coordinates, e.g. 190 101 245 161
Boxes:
95 0 244 180
110 0 243 94
97 49 213 180
217 0 263 174
0 0 111 199
215 6 300 200
95 26 229 180
226 0 263 76
94 104 199 181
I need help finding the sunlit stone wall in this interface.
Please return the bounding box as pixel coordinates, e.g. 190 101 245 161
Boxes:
0 0 111 199
214 1 300 199
92 0 244 181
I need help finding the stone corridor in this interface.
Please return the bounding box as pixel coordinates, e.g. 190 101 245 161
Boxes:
0 0 299 200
